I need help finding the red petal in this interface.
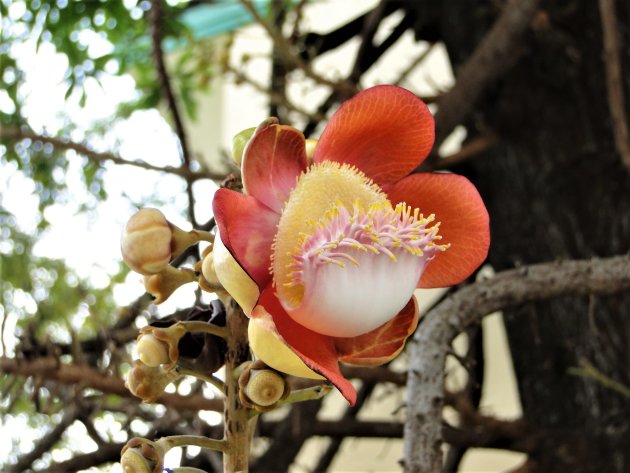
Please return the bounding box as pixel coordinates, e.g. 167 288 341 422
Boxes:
257 287 357 405
314 85 434 186
242 122 307 212
212 188 279 289
335 297 419 366
386 173 490 288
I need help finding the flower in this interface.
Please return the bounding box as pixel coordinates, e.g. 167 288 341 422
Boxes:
212 85 490 404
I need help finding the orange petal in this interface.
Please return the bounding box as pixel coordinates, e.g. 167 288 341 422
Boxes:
386 173 490 288
213 188 279 289
334 296 419 366
314 85 434 187
257 286 357 405
242 122 308 212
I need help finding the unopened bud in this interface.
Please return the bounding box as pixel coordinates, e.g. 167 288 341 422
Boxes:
121 438 164 473
137 333 170 367
125 360 179 403
238 360 290 411
122 208 213 276
232 127 256 166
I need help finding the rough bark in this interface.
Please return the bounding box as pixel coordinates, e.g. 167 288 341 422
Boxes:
440 1 630 471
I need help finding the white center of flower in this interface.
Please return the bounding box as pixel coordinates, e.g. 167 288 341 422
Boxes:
271 161 447 338
285 202 444 337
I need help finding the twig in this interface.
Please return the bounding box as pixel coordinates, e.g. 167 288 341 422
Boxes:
404 254 630 473
598 0 630 171
224 64 327 121
239 0 357 95
0 356 223 412
431 0 541 153
0 126 223 181
434 133 499 170
149 0 197 226
569 357 630 398
393 44 436 87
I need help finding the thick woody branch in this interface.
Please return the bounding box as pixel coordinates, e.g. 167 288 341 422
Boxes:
404 254 630 473
0 357 223 412
432 0 541 152
0 126 223 181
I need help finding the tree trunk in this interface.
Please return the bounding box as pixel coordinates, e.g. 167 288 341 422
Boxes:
440 1 630 471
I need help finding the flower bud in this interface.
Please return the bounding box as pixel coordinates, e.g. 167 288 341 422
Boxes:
137 333 169 367
144 266 196 304
121 208 172 275
125 360 179 403
121 208 213 276
136 323 187 371
238 360 290 412
232 127 256 166
121 438 164 473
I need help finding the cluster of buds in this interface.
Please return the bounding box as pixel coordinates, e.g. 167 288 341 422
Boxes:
121 208 216 304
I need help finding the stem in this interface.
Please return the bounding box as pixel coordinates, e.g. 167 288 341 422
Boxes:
223 300 254 472
179 321 229 339
248 385 332 419
177 367 226 394
158 434 227 452
192 229 215 243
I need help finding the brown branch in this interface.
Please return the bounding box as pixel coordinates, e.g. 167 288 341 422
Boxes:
434 133 499 170
149 0 198 226
0 357 223 412
432 0 541 153
0 126 224 181
599 0 630 171
404 253 630 473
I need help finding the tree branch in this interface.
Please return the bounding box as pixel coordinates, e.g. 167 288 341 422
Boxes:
404 253 630 473
239 0 357 95
598 0 630 172
431 0 541 155
0 357 223 412
149 0 197 226
0 126 224 181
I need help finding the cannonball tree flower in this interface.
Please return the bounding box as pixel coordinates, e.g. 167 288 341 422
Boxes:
212 85 490 405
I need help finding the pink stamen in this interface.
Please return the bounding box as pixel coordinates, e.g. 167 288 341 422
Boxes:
285 201 447 287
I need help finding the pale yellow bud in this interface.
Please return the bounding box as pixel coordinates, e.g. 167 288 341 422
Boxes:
121 208 172 276
244 369 286 407
121 208 213 276
137 334 169 367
